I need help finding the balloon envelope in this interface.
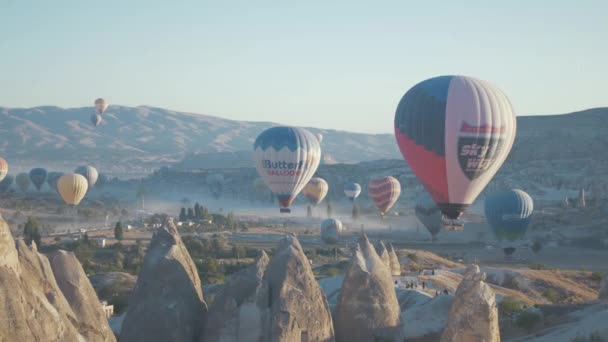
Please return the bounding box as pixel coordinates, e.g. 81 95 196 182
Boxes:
320 218 343 244
207 173 225 199
57 173 89 205
368 176 401 215
94 98 108 115
394 75 516 219
415 192 443 239
0 158 8 183
46 172 64 191
303 177 329 205
29 168 47 191
253 126 321 213
344 182 362 201
16 173 30 192
0 175 13 193
74 165 98 188
485 189 533 242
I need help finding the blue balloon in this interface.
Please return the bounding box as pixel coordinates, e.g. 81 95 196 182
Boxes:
484 189 533 242
344 182 361 201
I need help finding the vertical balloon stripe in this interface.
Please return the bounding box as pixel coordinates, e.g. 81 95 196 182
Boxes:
368 176 401 214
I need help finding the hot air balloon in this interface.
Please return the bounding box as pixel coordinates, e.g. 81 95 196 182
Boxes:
415 192 443 241
57 173 89 205
316 133 323 144
16 173 31 193
0 158 8 183
94 98 108 115
254 126 321 213
485 189 533 256
46 172 64 191
395 76 516 220
29 168 47 191
0 175 13 193
303 177 329 205
91 113 102 127
368 176 401 217
320 218 343 244
96 173 108 188
74 165 98 188
344 182 361 202
207 173 225 199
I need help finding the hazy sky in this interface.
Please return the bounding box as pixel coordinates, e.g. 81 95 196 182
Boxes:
1 1 606 133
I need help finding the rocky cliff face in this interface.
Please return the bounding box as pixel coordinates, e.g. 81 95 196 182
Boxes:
334 235 403 342
48 250 116 341
388 243 401 276
0 215 115 342
376 240 391 269
203 251 269 342
440 264 500 342
120 218 207 342
259 234 335 342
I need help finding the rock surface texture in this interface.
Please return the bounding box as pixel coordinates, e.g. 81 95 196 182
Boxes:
440 264 500 342
335 235 403 342
388 243 401 276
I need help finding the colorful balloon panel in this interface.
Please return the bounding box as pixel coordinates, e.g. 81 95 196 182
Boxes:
485 189 533 242
303 177 329 205
368 176 401 215
254 126 321 212
344 182 361 201
395 75 516 219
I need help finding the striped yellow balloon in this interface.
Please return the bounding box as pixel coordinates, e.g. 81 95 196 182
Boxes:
57 173 88 205
303 177 329 205
368 176 401 215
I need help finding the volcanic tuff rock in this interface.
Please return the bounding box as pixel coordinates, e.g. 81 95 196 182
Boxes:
335 235 403 342
0 215 114 341
203 251 270 342
376 240 391 269
48 250 116 341
388 243 401 276
600 275 608 300
258 233 335 342
440 264 500 342
120 218 207 342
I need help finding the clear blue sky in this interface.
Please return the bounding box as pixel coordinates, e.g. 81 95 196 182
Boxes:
1 1 606 133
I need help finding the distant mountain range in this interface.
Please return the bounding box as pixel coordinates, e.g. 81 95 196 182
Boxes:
0 106 606 175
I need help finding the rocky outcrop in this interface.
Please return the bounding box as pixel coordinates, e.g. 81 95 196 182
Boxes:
259 233 335 342
376 240 391 269
335 235 403 342
388 243 401 276
599 275 608 300
203 251 269 342
0 215 114 342
120 218 207 342
441 264 500 342
48 250 116 342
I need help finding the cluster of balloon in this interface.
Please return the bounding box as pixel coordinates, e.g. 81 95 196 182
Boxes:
91 98 108 127
57 173 89 205
394 75 517 225
320 218 343 245
415 191 443 241
253 126 321 213
485 189 534 257
343 182 361 202
303 177 329 205
29 168 47 191
368 176 401 218
207 173 225 199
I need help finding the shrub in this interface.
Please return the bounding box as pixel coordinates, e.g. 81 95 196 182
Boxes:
590 272 604 282
516 311 541 332
542 289 561 303
498 297 526 316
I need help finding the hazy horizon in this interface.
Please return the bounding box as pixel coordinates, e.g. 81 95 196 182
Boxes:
2 1 606 133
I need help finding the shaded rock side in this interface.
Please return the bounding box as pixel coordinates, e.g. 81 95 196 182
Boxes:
376 240 391 269
335 235 403 342
388 243 401 276
203 251 269 342
0 214 83 342
440 264 500 342
120 219 207 342
259 234 335 342
48 249 116 342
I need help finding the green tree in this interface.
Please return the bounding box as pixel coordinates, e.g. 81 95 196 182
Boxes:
24 217 41 247
352 204 360 221
114 221 124 241
226 213 235 231
179 208 187 222
307 205 312 218
194 203 202 219
187 208 194 220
